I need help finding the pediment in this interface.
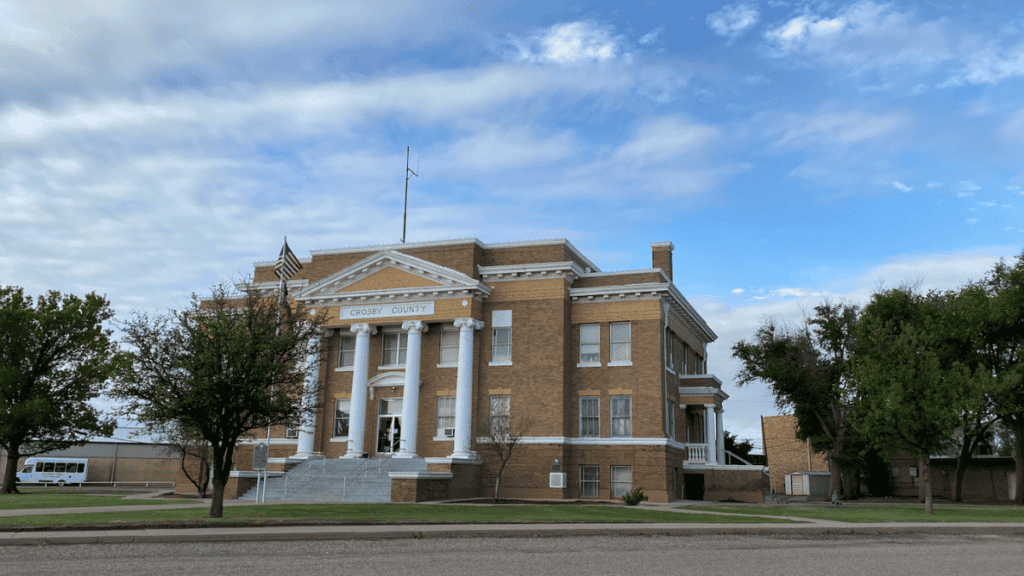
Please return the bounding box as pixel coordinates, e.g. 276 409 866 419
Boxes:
297 250 485 301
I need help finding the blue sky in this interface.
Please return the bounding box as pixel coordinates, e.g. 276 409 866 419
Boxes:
2 1 1023 450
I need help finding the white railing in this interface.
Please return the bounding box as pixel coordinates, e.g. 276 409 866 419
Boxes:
684 444 708 463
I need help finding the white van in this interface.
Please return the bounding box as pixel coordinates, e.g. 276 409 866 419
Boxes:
16 458 89 486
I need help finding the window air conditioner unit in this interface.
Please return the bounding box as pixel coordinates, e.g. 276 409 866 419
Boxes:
550 472 567 488
444 428 456 437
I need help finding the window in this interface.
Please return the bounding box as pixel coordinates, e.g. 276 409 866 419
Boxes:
382 332 408 366
334 399 351 438
436 396 456 437
284 421 300 439
337 334 355 368
579 396 600 437
43 462 54 472
54 463 66 473
489 394 510 437
611 395 632 437
579 324 599 364
440 328 459 365
580 465 599 497
668 401 676 440
491 310 512 364
609 322 631 364
611 466 632 498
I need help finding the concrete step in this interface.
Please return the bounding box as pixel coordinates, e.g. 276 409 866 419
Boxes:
238 457 428 502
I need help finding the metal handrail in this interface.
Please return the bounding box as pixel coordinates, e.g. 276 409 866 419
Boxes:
343 453 394 500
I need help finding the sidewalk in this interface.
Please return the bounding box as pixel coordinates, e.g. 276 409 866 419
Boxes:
2 497 1023 546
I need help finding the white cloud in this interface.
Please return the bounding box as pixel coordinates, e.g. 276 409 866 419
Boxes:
731 288 745 294
765 107 908 148
967 218 980 223
1001 108 1024 141
960 180 982 191
892 180 912 192
513 21 623 64
707 3 760 41
1008 185 1024 194
612 116 723 167
926 182 943 188
978 201 997 208
638 26 664 45
761 1 1024 88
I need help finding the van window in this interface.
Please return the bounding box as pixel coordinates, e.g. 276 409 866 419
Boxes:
55 463 66 473
21 466 32 474
35 463 43 472
77 463 85 473
43 463 54 472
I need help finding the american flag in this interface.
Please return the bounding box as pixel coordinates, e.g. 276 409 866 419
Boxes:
275 238 303 281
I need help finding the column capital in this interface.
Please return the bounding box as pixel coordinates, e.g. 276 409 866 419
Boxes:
402 320 428 333
454 317 485 330
714 406 723 414
350 323 377 335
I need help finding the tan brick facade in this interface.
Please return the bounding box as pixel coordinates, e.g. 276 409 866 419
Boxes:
761 415 830 494
229 238 761 502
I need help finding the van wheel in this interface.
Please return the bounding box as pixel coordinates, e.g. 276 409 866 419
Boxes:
56 480 66 486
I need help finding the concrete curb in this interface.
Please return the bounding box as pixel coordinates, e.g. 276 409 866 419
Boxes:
2 522 1024 546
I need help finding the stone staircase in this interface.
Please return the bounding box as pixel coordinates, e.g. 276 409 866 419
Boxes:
238 457 427 502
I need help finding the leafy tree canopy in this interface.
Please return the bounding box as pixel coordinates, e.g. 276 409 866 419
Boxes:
111 281 326 517
0 287 122 493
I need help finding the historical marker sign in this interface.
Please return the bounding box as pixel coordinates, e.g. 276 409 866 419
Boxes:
253 442 269 471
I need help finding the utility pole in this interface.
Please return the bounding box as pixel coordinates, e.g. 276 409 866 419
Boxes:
402 146 418 243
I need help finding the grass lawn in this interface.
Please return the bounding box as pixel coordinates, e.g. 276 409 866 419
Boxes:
0 503 798 528
681 503 1024 523
0 493 197 510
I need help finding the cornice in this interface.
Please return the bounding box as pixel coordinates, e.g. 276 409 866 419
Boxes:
569 282 717 342
478 261 586 282
677 385 729 402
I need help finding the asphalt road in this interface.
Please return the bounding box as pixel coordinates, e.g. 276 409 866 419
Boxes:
6 533 1023 576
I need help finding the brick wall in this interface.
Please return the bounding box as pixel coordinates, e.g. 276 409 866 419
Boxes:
761 415 829 494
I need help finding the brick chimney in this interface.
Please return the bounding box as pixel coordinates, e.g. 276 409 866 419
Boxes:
651 242 674 281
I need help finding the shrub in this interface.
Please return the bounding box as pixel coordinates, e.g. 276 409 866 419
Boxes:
622 487 648 506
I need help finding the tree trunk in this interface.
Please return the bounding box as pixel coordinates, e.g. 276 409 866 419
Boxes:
953 442 970 503
828 446 842 500
493 475 500 503
1 445 21 494
922 457 933 515
210 479 225 518
918 459 926 503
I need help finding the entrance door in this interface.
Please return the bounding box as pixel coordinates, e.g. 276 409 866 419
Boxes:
376 398 403 454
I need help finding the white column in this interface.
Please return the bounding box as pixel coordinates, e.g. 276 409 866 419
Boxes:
396 320 427 459
293 332 324 459
343 323 375 458
704 404 715 464
451 318 484 459
715 406 725 464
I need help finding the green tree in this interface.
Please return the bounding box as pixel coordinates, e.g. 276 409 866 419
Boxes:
0 287 122 494
851 289 965 515
733 302 860 499
111 282 326 517
965 253 1024 503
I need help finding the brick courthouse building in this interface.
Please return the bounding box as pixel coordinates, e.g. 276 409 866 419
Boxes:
211 238 767 503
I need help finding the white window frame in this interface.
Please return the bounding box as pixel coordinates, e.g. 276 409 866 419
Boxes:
333 398 351 439
611 465 633 498
580 465 599 498
667 400 676 440
438 326 459 367
381 331 408 368
610 395 632 438
609 322 631 366
665 331 674 373
490 327 512 365
336 334 355 371
435 396 456 440
284 420 300 439
579 396 600 437
578 324 600 366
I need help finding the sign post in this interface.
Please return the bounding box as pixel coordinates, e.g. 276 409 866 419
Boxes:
253 442 269 504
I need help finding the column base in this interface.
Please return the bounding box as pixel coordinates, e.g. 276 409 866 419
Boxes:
393 451 419 459
341 451 367 459
448 450 480 462
289 451 323 460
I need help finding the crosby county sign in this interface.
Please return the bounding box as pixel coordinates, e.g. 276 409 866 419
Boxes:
338 301 435 320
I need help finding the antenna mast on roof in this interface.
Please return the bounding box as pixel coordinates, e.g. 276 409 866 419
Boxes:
402 146 418 243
